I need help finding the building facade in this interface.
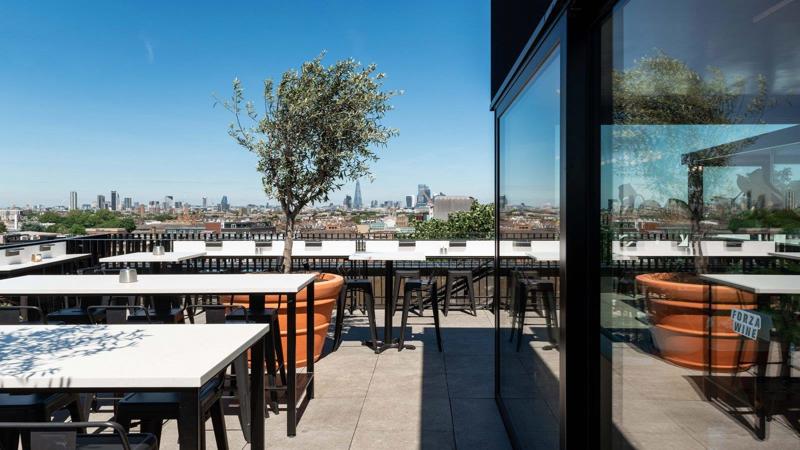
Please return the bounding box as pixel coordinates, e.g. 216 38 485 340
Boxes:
69 191 78 211
492 1 800 448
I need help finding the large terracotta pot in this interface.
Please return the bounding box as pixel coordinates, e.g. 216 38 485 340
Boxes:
637 272 757 372
230 273 343 368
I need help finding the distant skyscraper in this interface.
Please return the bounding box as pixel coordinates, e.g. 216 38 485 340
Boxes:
405 195 413 208
416 184 431 207
353 181 363 209
343 195 353 209
123 197 132 210
111 191 119 211
96 194 106 210
220 195 229 211
69 191 78 211
202 197 208 209
164 195 174 210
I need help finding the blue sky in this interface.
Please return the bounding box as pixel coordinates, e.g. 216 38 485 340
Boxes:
0 1 492 208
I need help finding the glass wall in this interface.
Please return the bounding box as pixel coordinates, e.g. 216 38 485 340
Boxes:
599 0 800 447
497 46 561 448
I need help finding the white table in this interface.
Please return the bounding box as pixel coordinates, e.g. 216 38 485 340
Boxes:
698 273 800 440
0 324 269 449
0 273 317 438
0 253 90 276
698 274 800 295
768 252 800 261
99 252 206 274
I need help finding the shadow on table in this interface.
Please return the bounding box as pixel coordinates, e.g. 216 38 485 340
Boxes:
0 326 149 382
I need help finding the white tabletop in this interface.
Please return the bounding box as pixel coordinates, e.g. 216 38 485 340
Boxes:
206 249 353 258
699 274 800 295
0 273 317 296
0 254 90 274
0 324 269 389
99 251 206 264
349 251 427 261
768 252 800 261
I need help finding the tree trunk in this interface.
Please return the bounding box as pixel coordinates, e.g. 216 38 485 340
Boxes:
283 215 294 273
688 165 708 274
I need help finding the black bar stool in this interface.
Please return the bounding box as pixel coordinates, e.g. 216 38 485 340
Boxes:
393 269 420 313
514 279 558 351
398 279 443 352
333 279 378 353
444 269 476 316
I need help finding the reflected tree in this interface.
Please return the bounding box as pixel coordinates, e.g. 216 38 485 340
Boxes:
612 50 774 271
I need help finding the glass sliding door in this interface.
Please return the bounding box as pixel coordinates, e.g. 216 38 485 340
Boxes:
598 0 800 448
496 38 562 448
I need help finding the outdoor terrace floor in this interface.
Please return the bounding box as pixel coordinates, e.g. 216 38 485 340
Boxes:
87 308 518 450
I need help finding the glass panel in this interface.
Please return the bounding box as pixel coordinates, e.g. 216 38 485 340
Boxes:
600 1 800 448
498 47 560 448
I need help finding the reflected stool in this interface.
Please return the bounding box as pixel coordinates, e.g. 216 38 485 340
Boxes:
444 269 476 316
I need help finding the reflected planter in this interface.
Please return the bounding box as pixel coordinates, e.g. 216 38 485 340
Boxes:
637 272 757 372
231 273 343 368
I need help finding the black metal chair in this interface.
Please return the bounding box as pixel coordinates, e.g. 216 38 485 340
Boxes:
0 306 46 325
0 307 86 450
187 304 283 415
397 278 443 352
0 421 157 450
444 269 477 316
116 374 227 450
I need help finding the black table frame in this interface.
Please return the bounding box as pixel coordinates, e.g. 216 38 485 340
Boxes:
0 330 267 450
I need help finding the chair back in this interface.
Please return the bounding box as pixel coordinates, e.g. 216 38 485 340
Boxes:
87 305 152 324
0 306 45 324
186 304 247 324
0 421 142 450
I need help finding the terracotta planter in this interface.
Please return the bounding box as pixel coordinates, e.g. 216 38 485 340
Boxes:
229 273 343 368
637 272 757 372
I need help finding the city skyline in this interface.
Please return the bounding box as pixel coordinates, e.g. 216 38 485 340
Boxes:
0 1 493 207
2 180 457 210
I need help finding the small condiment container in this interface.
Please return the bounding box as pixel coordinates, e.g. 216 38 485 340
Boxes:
119 268 138 283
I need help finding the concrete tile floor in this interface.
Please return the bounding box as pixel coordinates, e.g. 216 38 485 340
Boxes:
89 308 513 449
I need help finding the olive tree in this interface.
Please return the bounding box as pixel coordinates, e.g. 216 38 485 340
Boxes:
219 54 399 272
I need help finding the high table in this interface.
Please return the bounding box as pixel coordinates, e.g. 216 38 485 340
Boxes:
768 251 800 261
0 254 91 278
0 273 317 438
0 324 269 449
99 251 206 271
699 274 800 440
349 251 427 352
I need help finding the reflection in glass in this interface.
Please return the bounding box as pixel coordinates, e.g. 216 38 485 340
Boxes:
498 48 560 448
600 1 800 448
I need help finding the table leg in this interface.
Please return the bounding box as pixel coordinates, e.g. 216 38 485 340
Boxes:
178 389 201 449
384 260 394 344
233 354 251 442
250 336 266 450
306 281 315 399
287 292 297 436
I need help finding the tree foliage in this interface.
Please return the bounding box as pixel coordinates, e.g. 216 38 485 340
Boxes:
409 202 494 240
220 53 399 272
0 222 6 233
25 210 136 235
